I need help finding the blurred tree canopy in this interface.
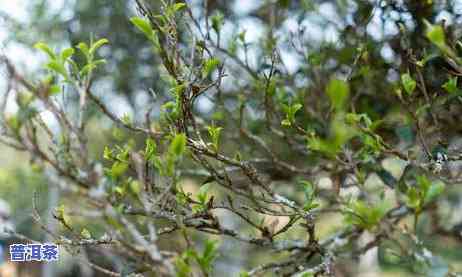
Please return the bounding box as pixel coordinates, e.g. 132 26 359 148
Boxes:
1 0 462 276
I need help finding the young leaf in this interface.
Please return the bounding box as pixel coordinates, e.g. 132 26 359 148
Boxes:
299 180 319 211
207 125 222 151
145 138 157 162
424 180 445 204
77 42 90 59
80 59 107 76
90 38 109 55
80 228 92 239
55 204 70 226
169 133 187 157
175 256 192 277
281 118 291 127
47 60 69 80
238 30 246 43
172 3 186 13
110 161 129 179
289 103 302 121
343 199 388 230
103 146 113 160
425 20 446 48
442 77 458 93
121 113 131 125
60 47 75 61
195 240 219 274
202 57 220 77
211 12 224 33
130 17 153 40
197 183 211 204
114 185 126 196
34 42 56 59
129 180 141 195
281 102 302 127
405 186 421 210
401 73 416 95
326 78 349 110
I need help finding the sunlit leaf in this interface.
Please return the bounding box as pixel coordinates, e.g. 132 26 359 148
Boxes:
425 20 446 48
169 133 187 157
326 78 349 110
130 17 153 40
60 47 75 61
34 42 56 59
90 38 109 54
401 73 416 95
202 57 220 77
442 77 458 93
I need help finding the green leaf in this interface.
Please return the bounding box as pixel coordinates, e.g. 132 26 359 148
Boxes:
424 180 445 204
153 156 165 176
442 77 458 93
306 136 336 157
228 39 237 55
77 42 90 59
195 240 219 274
281 118 291 127
211 12 224 33
175 256 192 277
331 115 356 149
110 161 129 179
49 85 61 95
299 180 315 200
172 3 186 13
416 175 431 194
202 57 220 77
289 103 302 121
60 47 75 61
17 92 35 107
129 180 141 195
80 59 107 76
299 180 319 211
169 133 187 157
343 199 388 230
207 125 222 151
121 113 131 125
425 20 446 48
81 65 96 76
238 30 246 43
80 228 92 239
103 146 113 160
405 187 421 210
130 17 153 40
90 38 109 54
145 138 157 162
345 113 372 128
55 204 70 226
46 60 69 80
172 83 186 96
6 115 20 133
326 78 349 110
197 183 211 204
401 73 416 95
282 102 302 126
34 42 56 59
114 185 125 196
